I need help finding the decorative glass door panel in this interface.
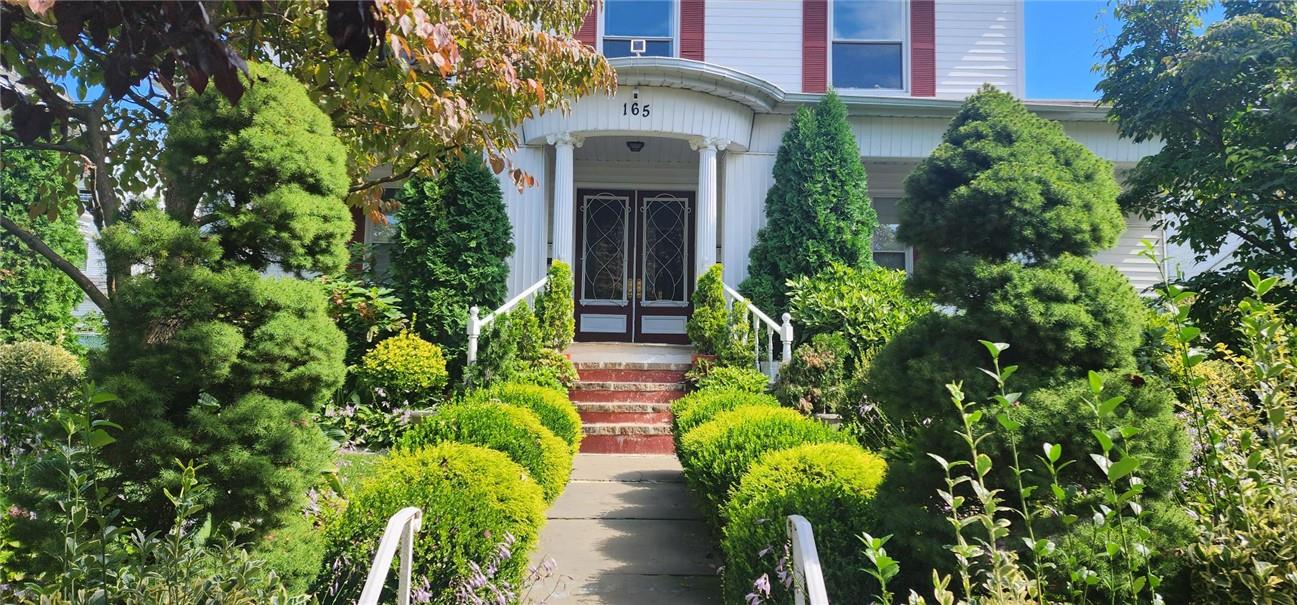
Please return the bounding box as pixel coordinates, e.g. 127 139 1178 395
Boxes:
640 194 689 306
581 194 630 304
573 189 694 343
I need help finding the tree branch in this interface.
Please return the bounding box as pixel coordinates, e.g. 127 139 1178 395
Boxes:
1226 224 1281 256
1 215 110 312
348 153 431 194
1267 209 1295 256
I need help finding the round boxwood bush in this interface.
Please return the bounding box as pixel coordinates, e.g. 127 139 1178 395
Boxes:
464 383 582 454
722 443 888 604
399 401 572 502
313 443 546 604
356 329 448 407
670 390 780 460
679 405 854 523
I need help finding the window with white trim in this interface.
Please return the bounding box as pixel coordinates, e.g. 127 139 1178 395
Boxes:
602 0 676 58
831 0 906 91
871 198 912 272
364 188 402 282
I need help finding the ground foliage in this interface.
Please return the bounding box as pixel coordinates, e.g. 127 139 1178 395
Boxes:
0 143 86 350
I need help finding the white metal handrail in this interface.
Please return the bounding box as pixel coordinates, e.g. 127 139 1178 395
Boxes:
787 515 830 605
721 282 794 381
466 275 550 365
358 507 424 605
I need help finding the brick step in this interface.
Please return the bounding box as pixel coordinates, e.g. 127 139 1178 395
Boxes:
580 433 675 454
583 423 673 436
572 381 687 392
572 361 692 372
576 368 688 383
570 389 684 404
576 402 673 425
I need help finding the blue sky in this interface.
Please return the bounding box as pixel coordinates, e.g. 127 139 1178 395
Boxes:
1025 1 1223 100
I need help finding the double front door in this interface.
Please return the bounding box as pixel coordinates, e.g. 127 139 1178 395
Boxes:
574 189 694 344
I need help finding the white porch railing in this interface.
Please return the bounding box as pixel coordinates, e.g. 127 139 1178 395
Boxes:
466 275 550 365
787 515 830 605
357 507 424 605
721 282 794 381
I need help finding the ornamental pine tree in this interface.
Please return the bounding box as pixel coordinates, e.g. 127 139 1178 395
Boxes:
740 91 877 313
393 153 514 375
866 87 1190 597
92 64 348 560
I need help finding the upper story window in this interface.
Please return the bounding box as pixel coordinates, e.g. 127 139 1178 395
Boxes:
603 0 676 58
831 0 906 91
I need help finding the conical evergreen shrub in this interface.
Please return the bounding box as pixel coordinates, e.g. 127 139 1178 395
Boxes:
740 92 877 312
865 86 1189 595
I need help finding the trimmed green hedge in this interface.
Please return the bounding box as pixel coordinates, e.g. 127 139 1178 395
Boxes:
399 401 571 502
678 406 854 522
464 383 582 454
670 390 780 461
721 443 887 604
313 443 546 604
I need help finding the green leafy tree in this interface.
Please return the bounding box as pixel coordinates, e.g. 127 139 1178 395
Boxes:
741 91 877 312
865 87 1189 594
91 65 348 545
1098 1 1297 343
0 143 86 349
393 154 513 374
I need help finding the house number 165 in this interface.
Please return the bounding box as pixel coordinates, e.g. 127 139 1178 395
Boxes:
622 102 651 117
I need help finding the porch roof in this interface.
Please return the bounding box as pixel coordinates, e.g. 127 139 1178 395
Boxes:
610 56 1115 123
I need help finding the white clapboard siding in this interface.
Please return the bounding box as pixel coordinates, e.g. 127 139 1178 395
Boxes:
934 0 1022 98
1095 215 1165 294
499 145 550 298
72 212 107 317
720 152 778 287
524 87 754 151
705 0 803 93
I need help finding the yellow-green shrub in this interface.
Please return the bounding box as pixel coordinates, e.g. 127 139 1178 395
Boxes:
670 390 780 461
464 383 582 454
722 443 887 604
399 402 571 502
355 329 448 407
313 443 546 604
679 405 854 522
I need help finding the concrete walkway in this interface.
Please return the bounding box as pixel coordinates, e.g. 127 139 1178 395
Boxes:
531 454 722 604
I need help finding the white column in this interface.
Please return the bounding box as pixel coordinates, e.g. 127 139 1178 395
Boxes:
547 133 582 266
691 137 728 280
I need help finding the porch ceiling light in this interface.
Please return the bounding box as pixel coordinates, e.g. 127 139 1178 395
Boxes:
626 140 645 152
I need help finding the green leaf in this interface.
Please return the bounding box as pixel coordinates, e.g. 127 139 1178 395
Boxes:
1087 370 1103 395
86 429 116 448
979 340 1009 359
1098 395 1125 417
1091 429 1114 453
1107 457 1139 482
975 453 993 476
1044 442 1062 463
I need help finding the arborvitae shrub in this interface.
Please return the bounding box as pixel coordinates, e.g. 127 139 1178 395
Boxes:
678 405 854 523
393 154 513 376
464 383 582 454
688 264 729 356
400 401 571 502
314 443 546 604
741 91 877 312
722 443 887 604
534 261 575 351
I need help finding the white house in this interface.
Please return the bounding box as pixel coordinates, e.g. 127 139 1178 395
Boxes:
357 0 1167 345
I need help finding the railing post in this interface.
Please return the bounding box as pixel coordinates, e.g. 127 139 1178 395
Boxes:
780 312 794 364
396 513 419 605
787 515 829 605
466 306 481 365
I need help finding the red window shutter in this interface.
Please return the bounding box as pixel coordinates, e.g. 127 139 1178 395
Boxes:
680 0 705 61
910 0 936 97
576 4 598 47
802 0 827 93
